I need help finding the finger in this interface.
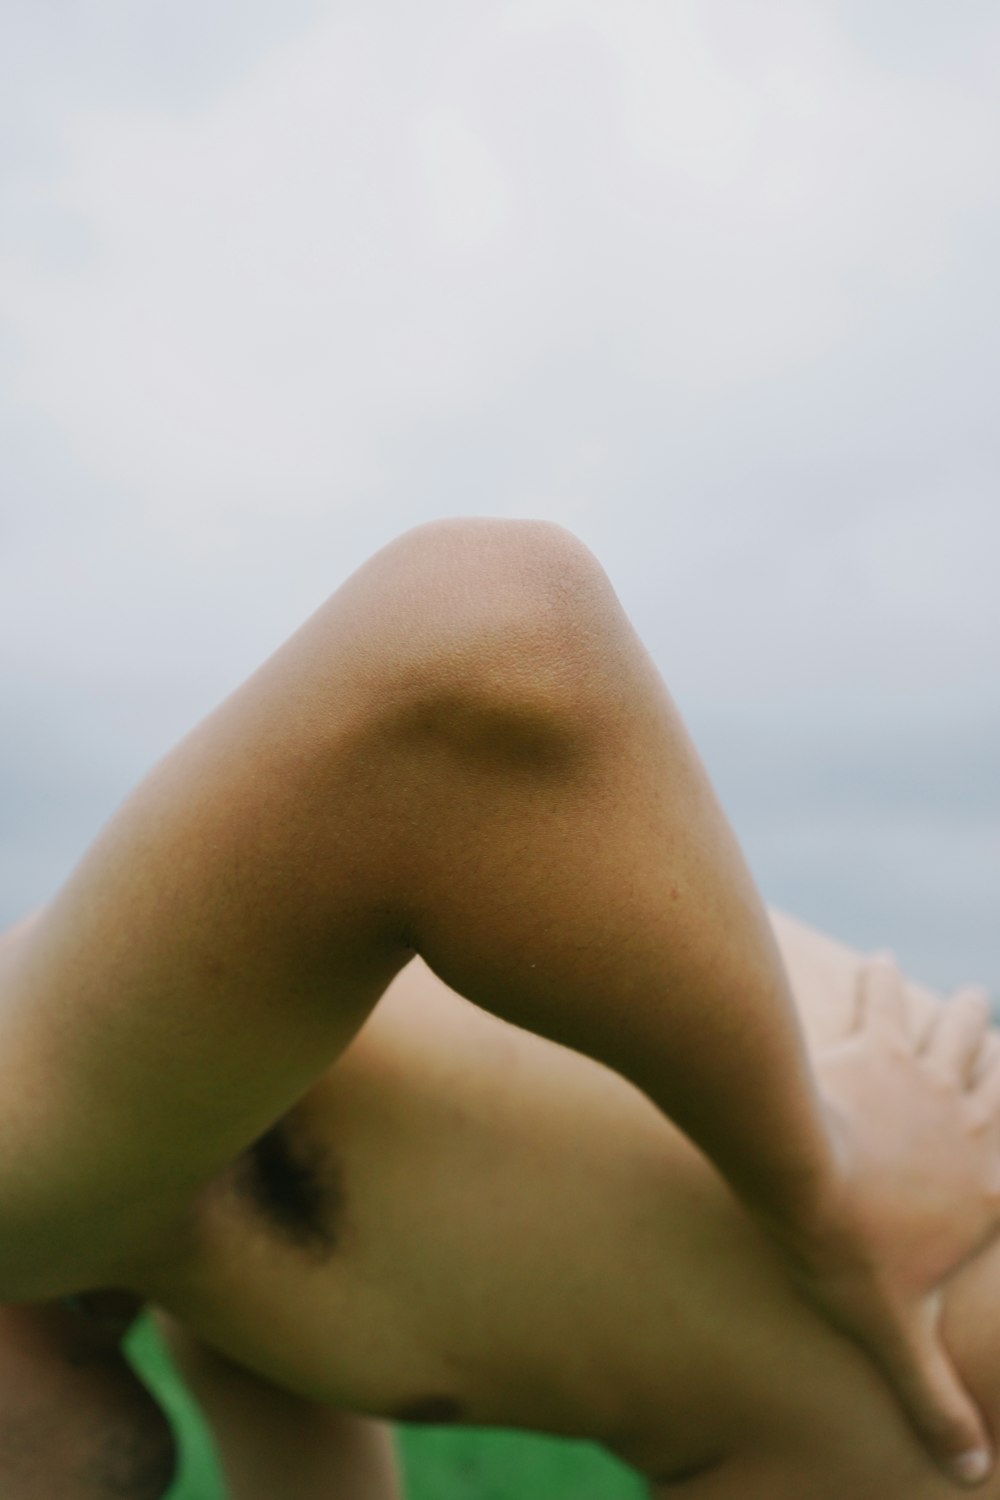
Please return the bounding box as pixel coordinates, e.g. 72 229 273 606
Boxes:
951 987 995 1086
971 1029 1000 1113
885 1305 993 1485
923 991 992 1087
857 952 908 1038
970 1027 1000 1092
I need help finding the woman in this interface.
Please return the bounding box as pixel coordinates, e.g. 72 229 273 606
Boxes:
0 519 996 1495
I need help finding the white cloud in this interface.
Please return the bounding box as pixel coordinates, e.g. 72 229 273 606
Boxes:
4 0 998 537
415 105 513 254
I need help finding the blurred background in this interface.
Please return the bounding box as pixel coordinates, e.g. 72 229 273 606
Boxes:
1 0 998 993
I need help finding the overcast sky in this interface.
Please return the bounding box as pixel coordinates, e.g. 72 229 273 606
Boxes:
1 0 997 992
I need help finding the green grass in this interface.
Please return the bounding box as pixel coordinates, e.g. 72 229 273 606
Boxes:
127 1315 645 1500
398 1428 644 1500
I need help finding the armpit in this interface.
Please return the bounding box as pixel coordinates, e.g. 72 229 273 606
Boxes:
230 1119 345 1258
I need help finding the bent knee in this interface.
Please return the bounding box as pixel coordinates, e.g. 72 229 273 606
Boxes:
345 517 633 737
388 515 606 607
391 515 622 658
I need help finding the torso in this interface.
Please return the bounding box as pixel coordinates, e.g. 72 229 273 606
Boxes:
137 915 1000 1496
143 952 755 1474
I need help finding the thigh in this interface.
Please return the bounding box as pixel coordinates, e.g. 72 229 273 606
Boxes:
0 564 417 1299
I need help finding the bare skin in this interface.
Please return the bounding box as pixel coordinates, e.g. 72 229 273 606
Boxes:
158 1332 403 1500
0 1300 174 1500
0 520 997 1483
2 909 994 1499
146 912 1000 1500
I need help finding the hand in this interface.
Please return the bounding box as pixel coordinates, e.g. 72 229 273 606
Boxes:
780 954 1000 1486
